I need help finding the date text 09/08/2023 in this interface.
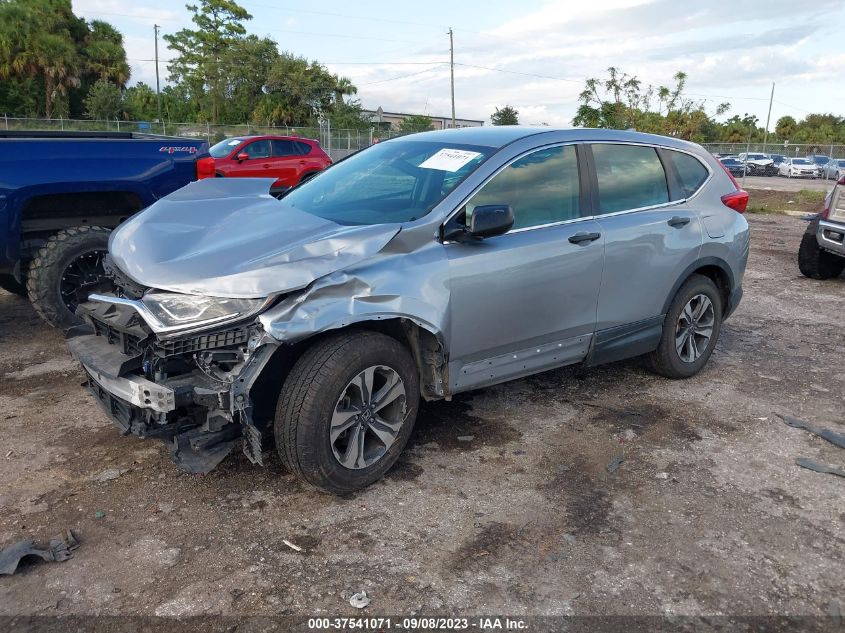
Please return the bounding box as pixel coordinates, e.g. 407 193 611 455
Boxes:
307 617 529 630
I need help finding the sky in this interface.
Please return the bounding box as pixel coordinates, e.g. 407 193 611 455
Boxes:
72 0 845 127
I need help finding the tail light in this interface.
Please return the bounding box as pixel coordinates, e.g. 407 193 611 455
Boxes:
820 176 845 220
196 156 216 180
717 160 749 213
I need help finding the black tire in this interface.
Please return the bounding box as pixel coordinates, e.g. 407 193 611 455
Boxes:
0 273 27 297
275 331 420 494
798 219 845 280
26 226 112 329
648 274 723 379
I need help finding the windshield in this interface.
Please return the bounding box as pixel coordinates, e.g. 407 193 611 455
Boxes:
281 140 494 225
793 159 812 165
209 137 245 158
748 154 767 160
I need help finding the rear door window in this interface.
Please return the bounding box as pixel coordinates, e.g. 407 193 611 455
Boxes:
295 141 313 155
272 140 299 157
666 151 709 199
591 144 669 214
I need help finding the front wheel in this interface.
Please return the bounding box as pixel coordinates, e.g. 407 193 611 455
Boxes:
275 331 420 494
648 274 723 379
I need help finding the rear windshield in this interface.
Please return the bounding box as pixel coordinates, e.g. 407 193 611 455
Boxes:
210 137 245 158
280 140 493 225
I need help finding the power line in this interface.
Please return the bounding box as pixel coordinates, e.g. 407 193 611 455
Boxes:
453 62 582 84
358 65 448 86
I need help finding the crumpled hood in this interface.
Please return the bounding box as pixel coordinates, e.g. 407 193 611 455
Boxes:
109 178 401 298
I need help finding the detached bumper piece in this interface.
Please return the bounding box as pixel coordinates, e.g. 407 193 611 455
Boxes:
67 300 276 474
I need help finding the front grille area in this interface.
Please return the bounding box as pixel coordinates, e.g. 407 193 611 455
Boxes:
158 327 250 357
90 315 147 356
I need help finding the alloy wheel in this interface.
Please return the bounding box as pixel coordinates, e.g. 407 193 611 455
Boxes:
59 249 110 315
675 294 715 363
330 365 407 469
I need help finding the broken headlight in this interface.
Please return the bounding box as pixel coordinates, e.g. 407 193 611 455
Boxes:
140 292 267 331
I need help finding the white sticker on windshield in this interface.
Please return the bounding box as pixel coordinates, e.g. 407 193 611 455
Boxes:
418 148 481 172
227 139 242 146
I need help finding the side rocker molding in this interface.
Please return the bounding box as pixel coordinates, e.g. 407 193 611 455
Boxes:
584 316 664 367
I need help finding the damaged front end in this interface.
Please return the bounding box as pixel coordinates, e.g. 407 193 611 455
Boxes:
67 267 280 473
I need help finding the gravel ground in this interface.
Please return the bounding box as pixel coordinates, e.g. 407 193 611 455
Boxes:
740 175 834 193
0 214 843 619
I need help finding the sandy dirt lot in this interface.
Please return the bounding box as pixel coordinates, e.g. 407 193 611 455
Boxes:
0 214 843 619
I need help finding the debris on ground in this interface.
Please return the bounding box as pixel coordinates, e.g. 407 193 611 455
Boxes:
779 415 845 449
0 529 79 576
94 510 106 519
93 468 126 483
655 472 670 480
456 435 474 442
795 458 845 479
349 591 370 609
606 454 624 473
282 539 304 553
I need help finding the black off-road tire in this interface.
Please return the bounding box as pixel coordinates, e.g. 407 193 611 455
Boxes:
275 331 420 494
798 219 845 280
648 274 723 379
26 226 112 329
0 274 27 296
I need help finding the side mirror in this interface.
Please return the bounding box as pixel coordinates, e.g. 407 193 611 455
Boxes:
236 152 249 162
468 204 514 239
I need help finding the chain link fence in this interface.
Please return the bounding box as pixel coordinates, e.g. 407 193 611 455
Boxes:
701 142 845 159
0 116 410 161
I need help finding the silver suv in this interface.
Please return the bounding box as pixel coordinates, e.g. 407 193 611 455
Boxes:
799 176 845 279
67 128 750 493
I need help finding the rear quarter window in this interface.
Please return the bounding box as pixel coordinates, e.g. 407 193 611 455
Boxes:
667 151 709 199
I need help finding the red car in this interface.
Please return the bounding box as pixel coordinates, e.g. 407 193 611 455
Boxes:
209 135 332 190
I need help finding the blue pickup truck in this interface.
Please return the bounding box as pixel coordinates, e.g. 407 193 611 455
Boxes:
0 131 212 328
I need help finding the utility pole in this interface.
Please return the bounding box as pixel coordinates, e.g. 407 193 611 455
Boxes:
762 82 775 150
154 24 162 123
448 27 455 129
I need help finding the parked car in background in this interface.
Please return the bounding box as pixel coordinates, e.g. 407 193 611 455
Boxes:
823 158 845 180
0 131 212 328
67 127 749 492
778 157 818 178
737 152 776 176
799 175 845 279
209 135 332 193
719 156 745 177
769 154 787 169
806 155 830 178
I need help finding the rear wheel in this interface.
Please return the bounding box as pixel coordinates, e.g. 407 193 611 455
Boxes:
648 274 723 379
26 226 113 329
275 331 420 494
798 219 845 280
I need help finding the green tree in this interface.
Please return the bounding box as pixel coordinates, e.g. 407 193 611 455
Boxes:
164 0 252 123
84 79 121 120
572 67 730 141
491 105 519 125
774 116 797 141
223 35 278 123
83 20 129 85
123 82 157 120
398 114 433 133
263 53 335 125
332 76 357 105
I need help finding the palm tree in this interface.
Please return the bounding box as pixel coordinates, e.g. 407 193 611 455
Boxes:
85 21 130 86
333 76 357 105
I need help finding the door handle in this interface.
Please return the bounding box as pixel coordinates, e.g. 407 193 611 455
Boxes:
668 216 690 228
568 232 601 245
262 163 270 168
